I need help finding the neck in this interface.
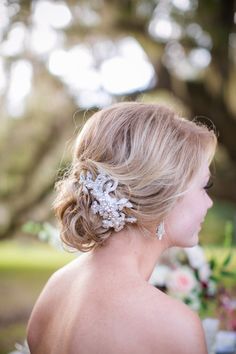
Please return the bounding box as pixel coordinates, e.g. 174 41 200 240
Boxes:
88 226 170 281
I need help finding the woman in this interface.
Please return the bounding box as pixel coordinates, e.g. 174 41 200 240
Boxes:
27 102 217 354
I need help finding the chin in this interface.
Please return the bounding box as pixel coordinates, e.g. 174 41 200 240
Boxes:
189 232 200 246
188 240 199 248
183 232 199 248
171 231 200 248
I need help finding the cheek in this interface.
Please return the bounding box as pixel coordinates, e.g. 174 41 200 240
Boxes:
166 196 203 233
183 203 205 229
182 191 206 216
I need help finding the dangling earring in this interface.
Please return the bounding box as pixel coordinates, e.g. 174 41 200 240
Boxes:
156 221 165 240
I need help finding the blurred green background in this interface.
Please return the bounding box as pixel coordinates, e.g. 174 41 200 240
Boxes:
0 0 236 353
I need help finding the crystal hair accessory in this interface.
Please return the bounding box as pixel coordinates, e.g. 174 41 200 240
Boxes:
156 221 165 240
79 170 137 232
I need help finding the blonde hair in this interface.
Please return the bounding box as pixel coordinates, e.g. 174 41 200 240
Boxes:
53 102 217 252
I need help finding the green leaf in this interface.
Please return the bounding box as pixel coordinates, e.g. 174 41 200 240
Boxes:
200 301 208 311
209 258 217 270
220 270 236 278
223 221 233 248
194 269 200 281
222 252 233 268
209 275 221 282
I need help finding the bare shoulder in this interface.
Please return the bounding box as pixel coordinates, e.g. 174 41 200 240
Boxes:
28 258 79 320
147 287 207 354
27 267 67 344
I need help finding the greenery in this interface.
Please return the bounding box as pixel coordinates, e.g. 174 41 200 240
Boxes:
0 323 26 354
0 239 75 271
150 223 236 317
0 240 75 354
0 1 236 351
201 199 236 245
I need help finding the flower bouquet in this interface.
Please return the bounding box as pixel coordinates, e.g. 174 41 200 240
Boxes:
149 222 236 321
149 245 216 311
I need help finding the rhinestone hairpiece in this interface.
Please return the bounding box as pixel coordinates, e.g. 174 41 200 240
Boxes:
79 170 137 232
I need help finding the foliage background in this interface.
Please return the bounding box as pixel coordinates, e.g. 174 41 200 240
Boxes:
0 0 235 352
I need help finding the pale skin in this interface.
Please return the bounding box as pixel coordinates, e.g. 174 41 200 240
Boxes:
27 159 212 354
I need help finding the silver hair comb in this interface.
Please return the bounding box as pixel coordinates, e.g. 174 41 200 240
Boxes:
79 170 137 231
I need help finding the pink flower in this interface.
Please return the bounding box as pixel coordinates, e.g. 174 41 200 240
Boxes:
166 266 198 295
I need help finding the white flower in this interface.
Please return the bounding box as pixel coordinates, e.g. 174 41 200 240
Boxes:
149 265 171 287
166 266 198 296
9 341 30 354
207 279 217 296
187 292 201 311
184 245 206 269
198 263 211 282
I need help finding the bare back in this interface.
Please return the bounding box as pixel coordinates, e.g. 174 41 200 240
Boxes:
27 256 207 354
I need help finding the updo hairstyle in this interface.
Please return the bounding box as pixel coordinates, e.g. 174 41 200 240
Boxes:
53 102 217 252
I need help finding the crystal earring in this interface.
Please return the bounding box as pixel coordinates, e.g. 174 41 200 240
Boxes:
156 221 165 240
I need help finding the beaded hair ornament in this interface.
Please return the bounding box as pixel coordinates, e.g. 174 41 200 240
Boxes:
79 170 137 232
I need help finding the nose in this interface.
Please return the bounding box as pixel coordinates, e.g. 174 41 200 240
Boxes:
206 194 213 209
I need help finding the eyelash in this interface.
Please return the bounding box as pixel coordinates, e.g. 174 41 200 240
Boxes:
204 180 214 190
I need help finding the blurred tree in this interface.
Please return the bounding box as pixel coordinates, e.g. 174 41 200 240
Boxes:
0 0 235 239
